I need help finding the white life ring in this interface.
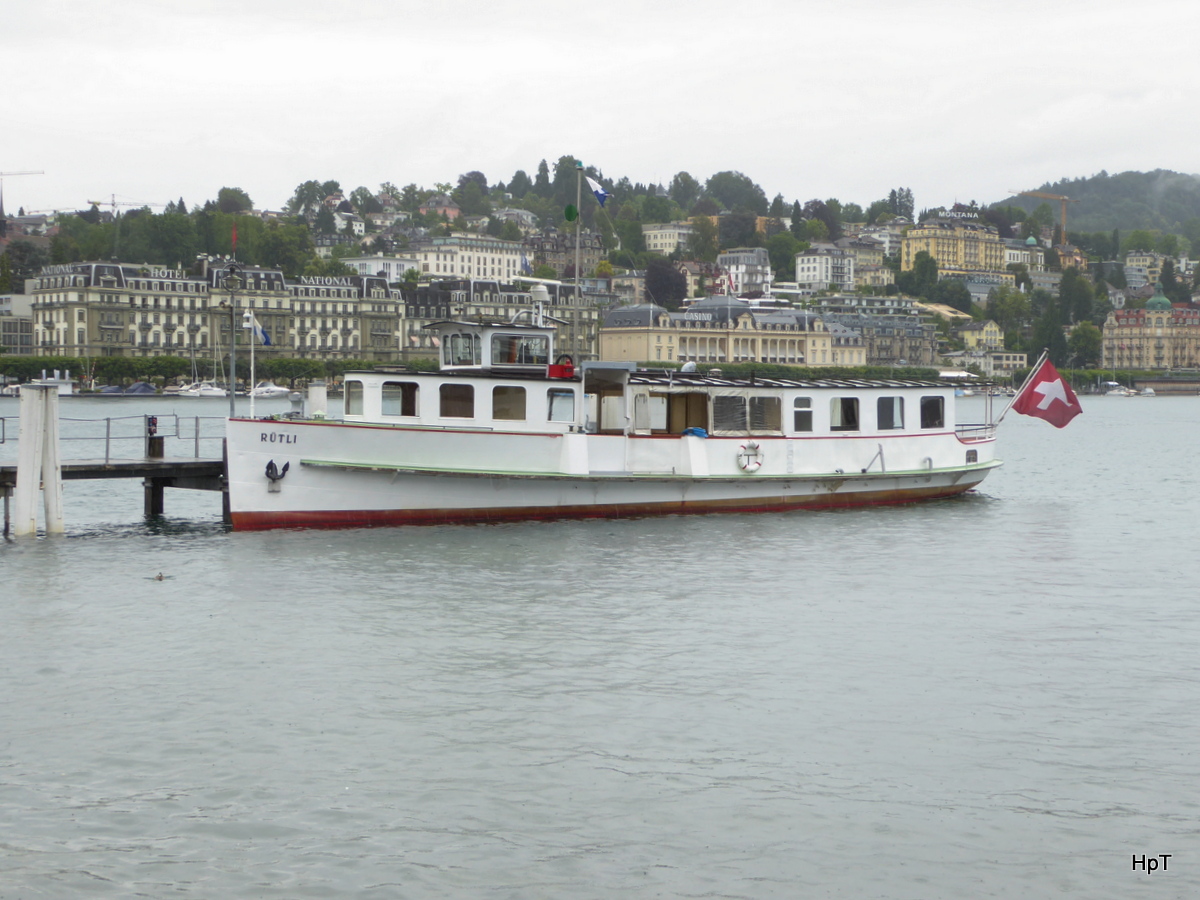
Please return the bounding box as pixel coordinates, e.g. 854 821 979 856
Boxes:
737 440 764 472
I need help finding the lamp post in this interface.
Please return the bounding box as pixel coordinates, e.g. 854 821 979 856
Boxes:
223 263 242 418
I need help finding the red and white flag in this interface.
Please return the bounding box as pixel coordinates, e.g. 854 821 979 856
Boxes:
1011 358 1082 428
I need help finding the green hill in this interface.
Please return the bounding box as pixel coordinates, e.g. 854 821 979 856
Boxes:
993 169 1200 235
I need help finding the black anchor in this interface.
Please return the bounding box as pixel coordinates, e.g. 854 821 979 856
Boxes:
265 460 290 482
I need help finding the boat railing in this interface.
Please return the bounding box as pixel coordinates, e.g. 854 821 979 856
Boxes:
0 413 227 462
955 423 997 442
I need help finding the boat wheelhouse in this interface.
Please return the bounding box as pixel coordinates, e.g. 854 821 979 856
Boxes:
224 316 1000 530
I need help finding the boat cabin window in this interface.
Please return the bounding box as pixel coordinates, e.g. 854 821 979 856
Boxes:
345 381 364 416
830 397 859 432
382 381 418 417
440 383 474 418
877 396 904 430
713 395 782 434
713 396 746 432
492 333 549 366
492 385 526 421
749 396 781 432
548 389 575 423
793 397 813 432
920 396 944 429
633 393 669 431
442 333 481 367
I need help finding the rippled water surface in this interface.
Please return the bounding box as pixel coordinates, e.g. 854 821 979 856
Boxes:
2 395 1198 897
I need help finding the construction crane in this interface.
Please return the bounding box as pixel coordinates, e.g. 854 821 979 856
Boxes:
1009 189 1079 239
88 194 166 215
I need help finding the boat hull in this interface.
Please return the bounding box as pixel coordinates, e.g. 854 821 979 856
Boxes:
226 417 998 530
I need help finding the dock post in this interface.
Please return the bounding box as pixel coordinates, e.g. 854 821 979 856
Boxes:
143 415 165 517
12 384 64 536
144 478 166 516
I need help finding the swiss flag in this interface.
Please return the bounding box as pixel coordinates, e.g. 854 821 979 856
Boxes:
1011 358 1082 428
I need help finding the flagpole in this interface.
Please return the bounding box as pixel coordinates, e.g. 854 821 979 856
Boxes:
996 348 1048 424
246 312 257 420
574 160 582 323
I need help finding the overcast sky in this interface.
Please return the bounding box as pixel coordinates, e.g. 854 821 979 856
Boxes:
4 0 1198 218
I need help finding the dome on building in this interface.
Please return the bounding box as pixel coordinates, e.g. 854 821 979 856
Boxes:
1025 235 1038 246
1145 283 1172 311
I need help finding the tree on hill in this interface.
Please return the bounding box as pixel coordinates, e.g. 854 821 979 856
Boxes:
668 172 701 211
217 187 253 214
350 186 382 217
645 258 687 308
508 170 533 199
1058 267 1094 324
686 216 719 262
1068 322 1102 367
704 171 768 215
767 232 803 280
802 199 841 241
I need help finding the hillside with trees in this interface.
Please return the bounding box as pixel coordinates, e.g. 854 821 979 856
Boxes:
989 169 1200 251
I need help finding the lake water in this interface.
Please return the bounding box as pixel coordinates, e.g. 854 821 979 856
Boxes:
2 394 1198 898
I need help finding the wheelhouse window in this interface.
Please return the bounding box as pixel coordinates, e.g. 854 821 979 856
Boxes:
548 389 575 422
345 381 364 416
793 397 813 432
877 396 904 430
830 397 859 432
491 333 549 366
442 333 481 366
382 381 418 417
492 385 526 421
439 383 474 418
920 396 945 429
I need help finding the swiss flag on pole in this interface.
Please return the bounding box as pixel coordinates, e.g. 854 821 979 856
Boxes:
231 223 238 255
1011 358 1082 428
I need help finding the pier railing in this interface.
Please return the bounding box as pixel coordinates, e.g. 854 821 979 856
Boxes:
0 413 227 462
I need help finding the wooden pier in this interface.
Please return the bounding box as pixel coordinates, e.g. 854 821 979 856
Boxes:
0 454 226 515
1 386 229 536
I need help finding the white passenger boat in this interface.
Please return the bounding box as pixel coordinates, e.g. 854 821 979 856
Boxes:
225 317 1000 530
251 381 292 398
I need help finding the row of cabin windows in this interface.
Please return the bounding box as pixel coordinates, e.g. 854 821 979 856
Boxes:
809 395 943 432
712 395 943 433
346 381 575 423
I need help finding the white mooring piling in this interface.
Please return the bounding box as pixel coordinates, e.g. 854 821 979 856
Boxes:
13 384 65 536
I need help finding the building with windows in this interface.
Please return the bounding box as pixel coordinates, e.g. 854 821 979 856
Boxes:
413 234 525 281
1 293 34 355
1124 250 1165 288
341 254 421 283
1102 284 1200 370
717 247 772 295
816 311 939 367
676 261 726 298
524 230 604 278
25 259 406 364
795 243 855 292
956 319 1004 351
642 221 695 254
901 215 1010 283
599 296 834 366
